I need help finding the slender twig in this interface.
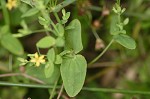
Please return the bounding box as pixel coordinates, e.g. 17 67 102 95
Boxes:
1 81 150 95
0 73 45 84
0 73 20 77
88 39 114 66
61 94 69 99
21 73 45 84
57 84 64 99
0 81 60 88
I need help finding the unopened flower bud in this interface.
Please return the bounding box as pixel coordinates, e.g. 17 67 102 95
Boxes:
95 38 105 50
93 20 101 29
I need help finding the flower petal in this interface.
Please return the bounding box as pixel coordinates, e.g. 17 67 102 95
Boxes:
36 62 40 67
40 59 45 63
39 55 44 60
30 59 36 62
34 52 39 59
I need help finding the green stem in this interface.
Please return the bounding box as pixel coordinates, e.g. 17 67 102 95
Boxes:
1 81 150 95
82 87 150 95
36 47 41 55
88 39 114 66
50 18 60 35
57 84 64 99
13 29 55 38
53 12 61 23
0 0 10 26
40 10 59 36
49 76 60 99
91 27 100 39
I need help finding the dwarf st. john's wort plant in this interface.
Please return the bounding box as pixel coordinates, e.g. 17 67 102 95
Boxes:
0 0 137 98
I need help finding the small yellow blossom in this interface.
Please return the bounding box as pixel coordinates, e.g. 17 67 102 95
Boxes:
30 52 45 67
6 0 17 10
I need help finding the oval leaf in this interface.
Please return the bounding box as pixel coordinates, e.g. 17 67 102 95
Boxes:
44 61 54 78
65 19 83 53
56 23 64 37
114 34 136 49
47 48 55 62
1 34 24 55
36 36 55 48
60 55 87 97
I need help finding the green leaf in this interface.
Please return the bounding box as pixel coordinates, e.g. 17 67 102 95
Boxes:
26 64 60 84
38 16 46 25
61 20 67 24
36 36 55 48
0 34 24 55
123 18 129 25
47 48 55 62
62 9 66 16
21 0 33 6
44 61 54 78
110 15 120 35
22 8 39 18
56 37 65 47
56 23 64 37
65 19 83 53
65 12 70 20
0 25 9 36
60 55 87 97
114 34 136 49
62 12 70 20
38 16 50 26
55 55 62 64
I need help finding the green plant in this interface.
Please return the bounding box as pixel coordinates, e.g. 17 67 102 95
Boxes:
3 0 150 99
15 0 87 97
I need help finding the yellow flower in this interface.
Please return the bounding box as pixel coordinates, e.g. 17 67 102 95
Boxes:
30 52 45 67
6 0 17 10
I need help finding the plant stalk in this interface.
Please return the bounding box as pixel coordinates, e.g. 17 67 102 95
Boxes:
1 81 150 95
88 39 114 66
49 75 60 99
